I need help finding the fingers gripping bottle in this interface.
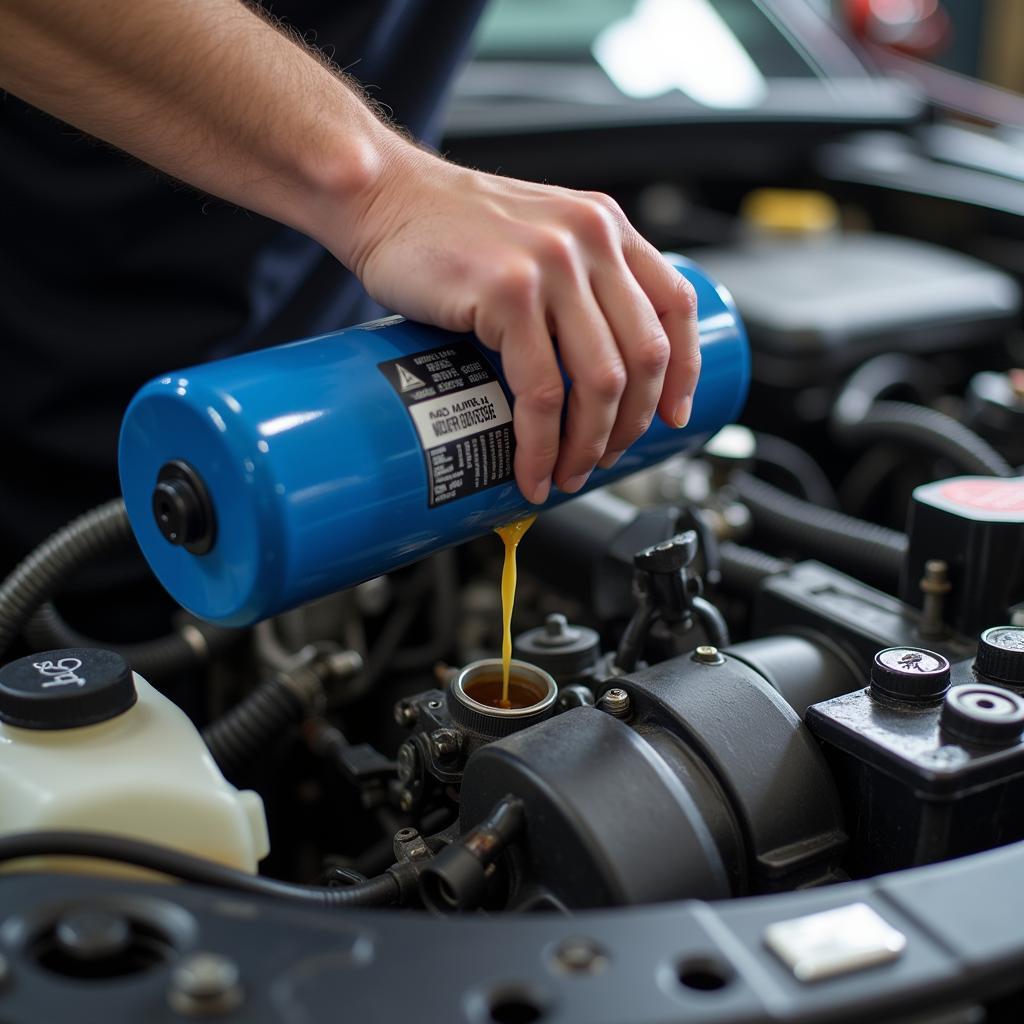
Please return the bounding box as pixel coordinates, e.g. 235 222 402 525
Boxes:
119 258 750 626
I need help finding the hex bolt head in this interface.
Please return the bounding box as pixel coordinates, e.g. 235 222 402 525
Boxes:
597 687 632 719
552 937 609 975
430 728 462 761
693 645 724 665
168 953 243 1018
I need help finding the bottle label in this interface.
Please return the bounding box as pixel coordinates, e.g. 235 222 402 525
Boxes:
379 342 514 507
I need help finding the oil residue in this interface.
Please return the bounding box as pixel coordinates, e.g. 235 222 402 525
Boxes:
494 515 538 708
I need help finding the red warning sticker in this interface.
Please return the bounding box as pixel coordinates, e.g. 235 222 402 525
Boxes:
937 479 1024 514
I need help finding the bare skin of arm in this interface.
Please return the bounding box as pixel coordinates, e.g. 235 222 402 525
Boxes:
0 0 700 504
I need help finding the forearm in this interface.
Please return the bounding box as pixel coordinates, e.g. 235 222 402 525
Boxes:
0 0 395 255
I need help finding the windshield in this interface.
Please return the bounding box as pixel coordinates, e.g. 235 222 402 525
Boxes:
473 0 821 99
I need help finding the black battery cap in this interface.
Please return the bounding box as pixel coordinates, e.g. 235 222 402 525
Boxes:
941 683 1024 747
0 648 137 730
870 646 951 704
975 625 1024 689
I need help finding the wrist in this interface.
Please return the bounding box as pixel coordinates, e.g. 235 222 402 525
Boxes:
286 91 413 268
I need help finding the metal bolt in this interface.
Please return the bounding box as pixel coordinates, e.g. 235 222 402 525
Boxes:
168 953 243 1018
396 741 419 784
919 560 952 639
545 613 569 638
55 910 131 962
694 645 724 665
393 700 418 727
597 687 632 719
427 699 442 710
430 728 462 761
326 649 364 679
553 937 609 975
399 788 415 813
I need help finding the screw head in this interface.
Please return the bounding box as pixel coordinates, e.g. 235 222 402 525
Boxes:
55 910 132 962
597 687 632 719
552 937 609 975
693 645 724 665
169 953 243 1017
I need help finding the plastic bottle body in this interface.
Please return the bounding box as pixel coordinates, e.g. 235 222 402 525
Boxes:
0 674 269 875
119 259 749 625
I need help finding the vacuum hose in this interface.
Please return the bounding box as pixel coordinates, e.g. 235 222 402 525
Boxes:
0 831 403 908
834 400 1013 478
732 472 907 591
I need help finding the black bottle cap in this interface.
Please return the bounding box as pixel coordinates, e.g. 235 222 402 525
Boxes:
975 626 1024 689
941 683 1024 747
0 648 137 730
870 646 951 704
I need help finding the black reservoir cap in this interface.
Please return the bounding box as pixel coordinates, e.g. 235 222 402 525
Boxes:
975 626 1024 689
0 648 137 730
870 646 950 704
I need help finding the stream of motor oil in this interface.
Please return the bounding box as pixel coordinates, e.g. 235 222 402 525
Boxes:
494 515 538 708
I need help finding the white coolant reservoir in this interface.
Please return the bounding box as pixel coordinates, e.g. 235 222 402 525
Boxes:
0 647 269 875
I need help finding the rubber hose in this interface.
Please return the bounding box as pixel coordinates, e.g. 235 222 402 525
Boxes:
24 602 235 680
718 542 790 595
832 353 944 426
835 400 1013 478
202 676 307 776
0 497 238 677
732 472 907 590
753 433 839 508
0 831 401 908
0 500 132 659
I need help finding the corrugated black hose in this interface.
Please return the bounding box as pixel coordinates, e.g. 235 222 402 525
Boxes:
0 498 237 677
835 400 1013 478
731 472 908 591
718 542 790 595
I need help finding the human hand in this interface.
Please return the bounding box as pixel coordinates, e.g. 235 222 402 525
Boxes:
334 142 700 505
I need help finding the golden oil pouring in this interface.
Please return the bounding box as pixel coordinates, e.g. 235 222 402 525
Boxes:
494 514 538 708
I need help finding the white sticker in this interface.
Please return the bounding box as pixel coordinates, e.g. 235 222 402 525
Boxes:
408 381 512 450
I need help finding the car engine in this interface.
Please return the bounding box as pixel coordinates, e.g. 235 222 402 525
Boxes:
0 228 1023 1024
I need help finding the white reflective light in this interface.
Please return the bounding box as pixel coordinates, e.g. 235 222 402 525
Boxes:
257 410 325 437
593 0 767 109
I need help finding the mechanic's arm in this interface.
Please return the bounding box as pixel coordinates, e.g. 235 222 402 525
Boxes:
0 0 700 504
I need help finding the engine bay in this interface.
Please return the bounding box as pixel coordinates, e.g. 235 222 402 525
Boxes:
1 223 1024 1022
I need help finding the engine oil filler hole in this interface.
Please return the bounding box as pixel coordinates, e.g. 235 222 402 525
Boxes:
462 671 549 712
677 956 733 992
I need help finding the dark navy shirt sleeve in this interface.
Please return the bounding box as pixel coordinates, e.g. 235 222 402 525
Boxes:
0 0 488 588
